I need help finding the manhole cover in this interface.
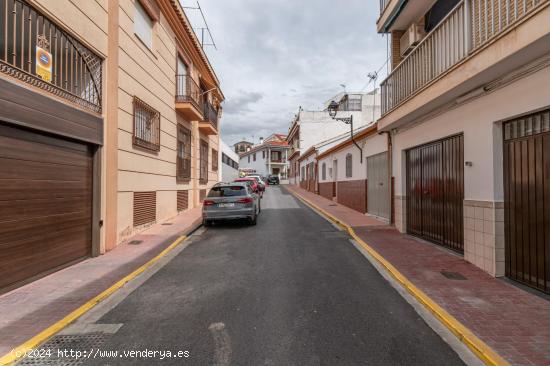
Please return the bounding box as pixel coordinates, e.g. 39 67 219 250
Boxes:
128 240 142 245
16 333 109 365
440 271 467 280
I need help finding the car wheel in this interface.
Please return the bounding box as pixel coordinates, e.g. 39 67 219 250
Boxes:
258 202 261 213
203 219 212 227
249 213 257 225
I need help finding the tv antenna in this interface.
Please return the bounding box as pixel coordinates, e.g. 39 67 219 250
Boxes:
182 1 217 50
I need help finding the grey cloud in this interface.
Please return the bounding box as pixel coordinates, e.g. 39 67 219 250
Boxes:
182 0 386 146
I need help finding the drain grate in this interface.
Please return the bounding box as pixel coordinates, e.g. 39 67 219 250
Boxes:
441 271 467 280
161 223 173 226
128 240 142 245
16 333 109 365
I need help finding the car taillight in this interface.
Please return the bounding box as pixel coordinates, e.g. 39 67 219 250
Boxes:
237 197 253 204
203 200 215 206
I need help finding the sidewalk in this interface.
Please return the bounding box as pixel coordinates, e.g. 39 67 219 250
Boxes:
0 208 202 357
286 185 550 366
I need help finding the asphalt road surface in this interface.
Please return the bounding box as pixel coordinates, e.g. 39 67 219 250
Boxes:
84 186 465 366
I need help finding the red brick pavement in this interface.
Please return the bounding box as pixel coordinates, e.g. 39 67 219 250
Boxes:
0 208 202 357
286 185 550 366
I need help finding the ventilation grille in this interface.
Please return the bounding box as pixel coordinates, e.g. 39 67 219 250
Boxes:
177 190 189 211
133 191 156 227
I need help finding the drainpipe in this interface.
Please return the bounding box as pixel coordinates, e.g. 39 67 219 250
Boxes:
381 130 394 225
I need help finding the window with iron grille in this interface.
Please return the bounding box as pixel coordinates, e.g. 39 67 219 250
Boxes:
133 96 160 152
212 149 218 171
200 140 209 183
176 125 191 181
346 153 353 177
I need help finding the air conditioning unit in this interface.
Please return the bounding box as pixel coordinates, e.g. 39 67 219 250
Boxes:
400 23 425 57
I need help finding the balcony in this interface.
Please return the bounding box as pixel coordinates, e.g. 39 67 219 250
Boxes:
198 101 219 135
380 0 549 118
175 75 203 120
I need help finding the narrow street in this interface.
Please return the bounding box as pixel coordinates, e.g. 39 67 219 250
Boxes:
78 186 464 366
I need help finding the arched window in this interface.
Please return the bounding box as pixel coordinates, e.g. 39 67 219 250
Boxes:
346 153 353 178
322 163 326 180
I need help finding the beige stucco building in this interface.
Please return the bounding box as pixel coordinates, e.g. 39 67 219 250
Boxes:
377 0 550 293
0 0 223 292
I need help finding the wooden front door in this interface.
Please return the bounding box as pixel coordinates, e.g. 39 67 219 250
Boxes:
503 111 550 293
406 134 464 253
0 124 93 292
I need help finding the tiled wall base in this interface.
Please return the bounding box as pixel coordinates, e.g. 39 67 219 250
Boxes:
464 200 504 277
394 195 407 233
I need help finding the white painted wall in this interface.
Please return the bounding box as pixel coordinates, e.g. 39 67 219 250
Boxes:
299 153 317 181
238 146 290 177
220 139 239 182
392 66 550 201
318 133 388 183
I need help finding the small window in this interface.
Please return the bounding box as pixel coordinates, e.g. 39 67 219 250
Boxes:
253 153 256 162
322 163 326 180
176 125 191 181
134 1 154 48
200 140 208 183
212 149 218 171
248 156 250 163
133 96 160 152
346 153 353 177
262 150 265 159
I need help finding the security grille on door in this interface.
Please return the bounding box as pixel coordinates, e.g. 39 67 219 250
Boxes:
503 109 550 294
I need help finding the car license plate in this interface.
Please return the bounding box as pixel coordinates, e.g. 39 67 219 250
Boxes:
218 203 235 208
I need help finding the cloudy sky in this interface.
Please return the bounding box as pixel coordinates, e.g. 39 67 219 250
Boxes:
182 1 388 146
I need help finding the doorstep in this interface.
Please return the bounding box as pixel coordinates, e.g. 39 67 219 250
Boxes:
0 208 202 357
285 185 550 366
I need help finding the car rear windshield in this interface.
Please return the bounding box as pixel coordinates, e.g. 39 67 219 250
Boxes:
208 186 247 197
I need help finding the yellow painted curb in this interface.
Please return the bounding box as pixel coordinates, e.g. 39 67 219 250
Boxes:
0 235 189 366
288 188 510 366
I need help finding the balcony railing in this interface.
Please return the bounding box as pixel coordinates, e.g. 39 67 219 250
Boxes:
380 0 391 13
380 0 547 115
202 101 219 130
0 0 102 113
176 74 203 109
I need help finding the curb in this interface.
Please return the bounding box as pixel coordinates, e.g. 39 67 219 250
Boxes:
286 187 510 366
0 221 201 366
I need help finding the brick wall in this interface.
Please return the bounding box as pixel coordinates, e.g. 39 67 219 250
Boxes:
391 30 405 70
337 180 367 213
318 182 333 200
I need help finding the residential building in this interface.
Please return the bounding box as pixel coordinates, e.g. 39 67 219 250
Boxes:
316 125 389 220
287 91 381 185
234 140 253 154
220 139 239 182
377 0 550 292
238 134 290 178
0 0 223 293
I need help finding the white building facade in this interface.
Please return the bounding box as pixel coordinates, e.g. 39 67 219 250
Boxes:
288 91 381 185
238 134 290 178
220 139 240 182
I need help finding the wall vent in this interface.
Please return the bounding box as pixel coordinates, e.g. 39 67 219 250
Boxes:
133 191 156 227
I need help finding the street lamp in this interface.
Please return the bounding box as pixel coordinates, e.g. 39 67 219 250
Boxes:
327 100 363 163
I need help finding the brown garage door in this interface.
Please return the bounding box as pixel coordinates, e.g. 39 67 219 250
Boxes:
503 110 550 293
0 124 93 291
406 134 464 253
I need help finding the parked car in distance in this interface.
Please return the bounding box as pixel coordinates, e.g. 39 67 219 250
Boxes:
267 175 280 185
246 174 266 192
234 177 261 196
202 183 260 226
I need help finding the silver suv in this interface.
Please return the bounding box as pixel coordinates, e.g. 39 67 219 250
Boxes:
202 183 261 226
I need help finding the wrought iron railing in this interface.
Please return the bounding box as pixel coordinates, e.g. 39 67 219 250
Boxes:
202 100 218 130
380 0 547 115
0 0 102 113
175 74 203 109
